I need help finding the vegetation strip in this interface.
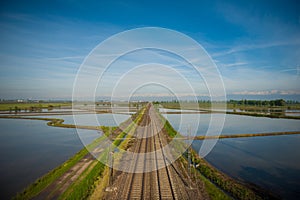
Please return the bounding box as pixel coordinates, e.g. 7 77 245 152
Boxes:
0 102 71 111
13 147 90 200
181 131 300 140
12 133 111 200
58 156 106 200
59 105 147 199
159 112 268 200
226 111 300 120
9 105 288 199
0 115 100 130
158 101 300 120
12 105 147 199
153 107 232 199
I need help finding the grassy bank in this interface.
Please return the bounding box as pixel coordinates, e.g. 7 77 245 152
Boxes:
13 122 124 200
155 109 232 199
159 101 300 110
88 105 147 199
193 131 300 140
226 111 300 120
60 105 147 199
12 135 107 200
160 112 267 200
58 153 107 199
0 115 101 130
14 105 147 199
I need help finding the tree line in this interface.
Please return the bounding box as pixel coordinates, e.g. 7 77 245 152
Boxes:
228 99 287 107
156 99 300 107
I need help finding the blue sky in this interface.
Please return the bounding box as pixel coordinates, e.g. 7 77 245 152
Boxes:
0 0 299 100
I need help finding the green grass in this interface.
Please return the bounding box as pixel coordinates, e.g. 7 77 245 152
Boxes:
158 110 264 200
10 105 147 199
158 101 300 120
194 155 263 200
227 111 300 120
0 115 101 130
159 101 300 111
59 134 120 199
13 148 90 200
156 110 233 199
12 130 110 200
59 105 147 199
196 171 232 200
193 131 300 140
58 156 107 200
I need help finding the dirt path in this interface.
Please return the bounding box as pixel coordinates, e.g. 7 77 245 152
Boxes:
32 153 95 200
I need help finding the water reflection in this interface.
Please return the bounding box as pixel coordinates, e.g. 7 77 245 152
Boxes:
164 113 300 136
164 111 300 199
0 113 129 199
192 135 300 199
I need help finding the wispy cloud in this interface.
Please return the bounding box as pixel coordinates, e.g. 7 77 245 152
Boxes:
44 56 85 61
212 39 300 58
1 2 299 100
220 62 248 67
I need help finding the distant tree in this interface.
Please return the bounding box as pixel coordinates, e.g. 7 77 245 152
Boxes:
48 105 54 111
257 100 262 107
274 99 285 106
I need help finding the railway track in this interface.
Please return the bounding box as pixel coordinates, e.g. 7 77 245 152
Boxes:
110 104 198 200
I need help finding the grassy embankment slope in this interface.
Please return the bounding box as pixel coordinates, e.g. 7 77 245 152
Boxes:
13 136 105 200
9 104 283 199
155 110 232 200
192 131 300 140
158 111 269 200
59 106 147 200
12 106 147 200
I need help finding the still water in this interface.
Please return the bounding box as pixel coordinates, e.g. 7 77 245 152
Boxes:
0 113 129 199
164 113 300 136
165 113 300 199
24 113 130 127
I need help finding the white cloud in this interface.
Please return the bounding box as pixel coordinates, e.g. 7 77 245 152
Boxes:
220 62 248 67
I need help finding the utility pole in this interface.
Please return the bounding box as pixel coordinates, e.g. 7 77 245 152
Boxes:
187 125 192 188
109 151 114 185
105 127 116 192
109 127 114 186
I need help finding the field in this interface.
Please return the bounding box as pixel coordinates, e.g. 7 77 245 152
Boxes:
0 102 71 111
158 101 300 119
4 102 299 199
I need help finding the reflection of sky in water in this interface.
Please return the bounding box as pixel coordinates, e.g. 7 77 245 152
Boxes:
159 108 206 112
0 118 99 199
22 113 130 157
165 113 300 199
164 113 300 136
26 113 130 127
192 135 300 199
0 113 130 199
285 113 300 116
